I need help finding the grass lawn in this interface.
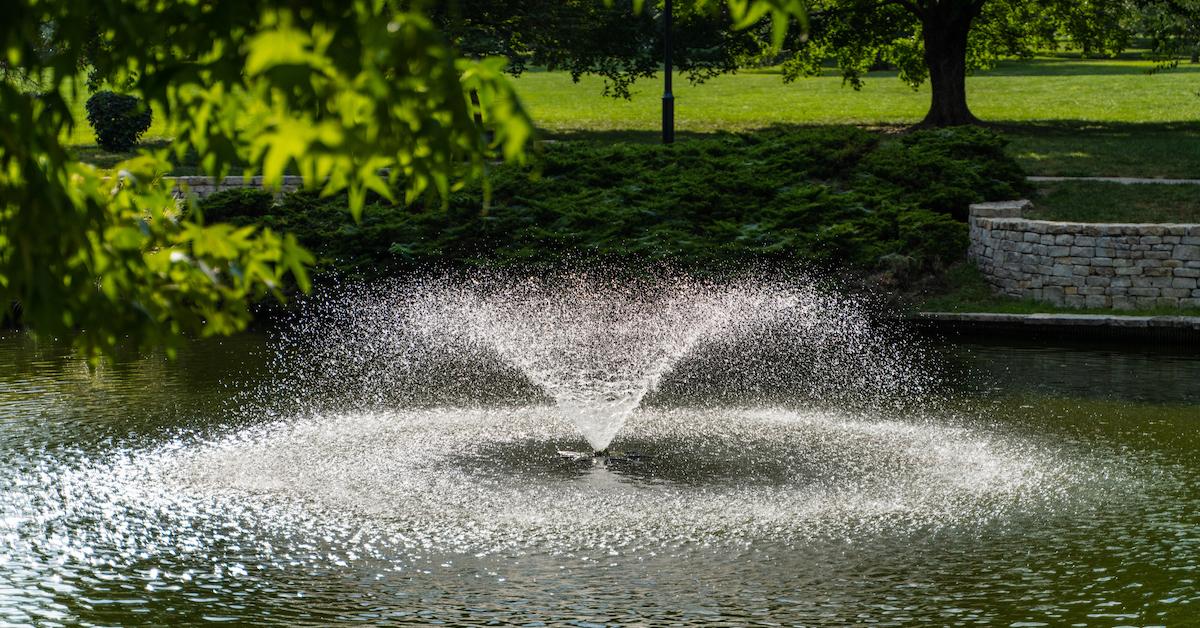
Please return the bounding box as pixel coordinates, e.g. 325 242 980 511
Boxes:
67 54 1200 179
1001 122 1200 179
512 55 1200 177
1026 181 1200 223
515 57 1200 131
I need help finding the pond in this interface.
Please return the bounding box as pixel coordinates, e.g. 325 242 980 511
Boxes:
1 299 1198 625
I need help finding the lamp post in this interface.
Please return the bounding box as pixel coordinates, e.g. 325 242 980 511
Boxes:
662 0 674 144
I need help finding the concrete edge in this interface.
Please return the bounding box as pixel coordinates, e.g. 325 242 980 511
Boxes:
912 311 1200 342
917 311 1200 328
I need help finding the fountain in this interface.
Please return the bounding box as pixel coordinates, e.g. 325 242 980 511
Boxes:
2 270 1176 625
274 271 932 454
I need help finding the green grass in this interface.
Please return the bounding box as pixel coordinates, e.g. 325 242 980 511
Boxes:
1026 181 1200 223
1001 121 1200 178
64 55 1200 179
512 56 1200 177
516 58 1200 132
916 264 1200 316
70 142 249 176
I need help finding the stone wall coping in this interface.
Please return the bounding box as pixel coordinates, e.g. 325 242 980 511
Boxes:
1027 220 1199 229
969 199 1200 232
165 175 307 188
967 200 1032 219
100 174 306 192
919 311 1200 330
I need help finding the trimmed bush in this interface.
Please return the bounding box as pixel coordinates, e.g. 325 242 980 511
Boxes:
84 91 152 152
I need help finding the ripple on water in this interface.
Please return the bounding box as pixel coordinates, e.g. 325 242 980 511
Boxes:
140 406 1095 553
2 271 1189 624
2 403 1131 624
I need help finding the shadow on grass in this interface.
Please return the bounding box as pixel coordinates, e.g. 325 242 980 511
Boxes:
71 139 257 176
989 120 1200 178
536 122 910 144
70 139 173 170
983 57 1200 77
988 120 1200 135
538 128 738 144
73 120 1197 180
1027 180 1200 223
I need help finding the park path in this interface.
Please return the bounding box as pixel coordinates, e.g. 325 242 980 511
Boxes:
1028 176 1200 185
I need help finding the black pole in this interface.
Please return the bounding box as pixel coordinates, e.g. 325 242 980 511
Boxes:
662 0 674 144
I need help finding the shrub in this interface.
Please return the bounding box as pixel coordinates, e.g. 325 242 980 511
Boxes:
84 91 152 152
226 127 1020 285
196 188 275 223
856 127 1027 220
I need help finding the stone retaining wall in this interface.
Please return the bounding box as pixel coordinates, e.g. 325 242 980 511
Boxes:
968 200 1200 309
168 175 305 198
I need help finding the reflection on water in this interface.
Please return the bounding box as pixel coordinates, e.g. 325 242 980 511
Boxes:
938 337 1200 404
0 331 1198 625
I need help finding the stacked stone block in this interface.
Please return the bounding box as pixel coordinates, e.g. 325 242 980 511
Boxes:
168 175 304 198
969 200 1200 310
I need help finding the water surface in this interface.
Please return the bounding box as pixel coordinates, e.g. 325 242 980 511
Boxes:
1 332 1197 626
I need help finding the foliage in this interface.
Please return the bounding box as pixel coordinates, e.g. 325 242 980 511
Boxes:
1 0 532 360
856 126 1025 219
84 91 152 152
202 127 1020 282
196 188 276 223
781 0 1133 86
1134 0 1200 67
1 0 801 361
438 0 772 98
0 154 312 356
775 0 1138 124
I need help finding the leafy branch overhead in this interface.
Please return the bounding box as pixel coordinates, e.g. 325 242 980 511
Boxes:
0 0 804 361
444 0 805 100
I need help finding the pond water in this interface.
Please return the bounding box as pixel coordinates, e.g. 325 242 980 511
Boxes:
0 325 1197 626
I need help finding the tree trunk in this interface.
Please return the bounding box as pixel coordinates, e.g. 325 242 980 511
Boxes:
468 88 484 129
920 3 982 127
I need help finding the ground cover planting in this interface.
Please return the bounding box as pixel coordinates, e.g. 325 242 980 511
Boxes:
196 126 1024 285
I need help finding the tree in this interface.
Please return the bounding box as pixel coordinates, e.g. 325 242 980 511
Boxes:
1 0 801 362
436 0 773 99
780 0 1133 126
1135 0 1200 66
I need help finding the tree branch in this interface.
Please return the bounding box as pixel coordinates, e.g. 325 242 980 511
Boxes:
807 0 920 23
888 0 923 17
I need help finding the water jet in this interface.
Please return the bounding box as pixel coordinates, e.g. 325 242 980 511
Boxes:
1 272 1187 625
